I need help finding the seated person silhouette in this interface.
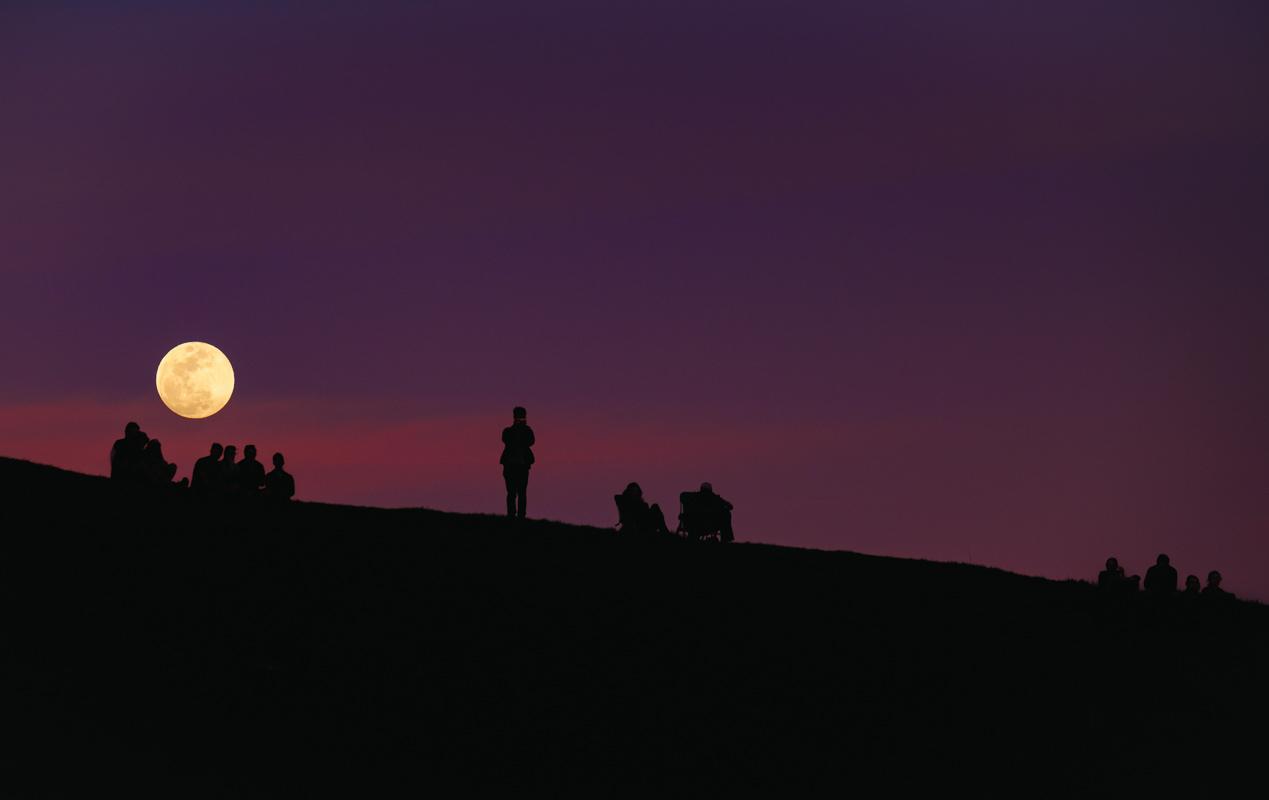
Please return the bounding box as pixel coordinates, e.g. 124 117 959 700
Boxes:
614 482 671 537
677 482 735 543
263 452 295 502
141 439 186 488
220 445 240 496
1097 557 1139 594
191 443 224 496
237 444 267 495
1202 570 1233 600
109 422 147 483
1144 553 1178 594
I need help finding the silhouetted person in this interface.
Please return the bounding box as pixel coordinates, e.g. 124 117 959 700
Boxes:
238 444 266 496
1097 557 1139 594
697 482 734 543
1183 575 1201 596
500 406 534 518
1098 557 1122 589
263 452 295 502
110 422 146 483
220 445 239 495
1144 553 1178 594
1202 570 1233 600
141 439 184 488
615 482 671 537
191 443 224 496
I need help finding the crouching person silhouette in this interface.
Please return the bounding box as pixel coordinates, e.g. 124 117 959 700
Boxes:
142 439 186 489
500 406 535 519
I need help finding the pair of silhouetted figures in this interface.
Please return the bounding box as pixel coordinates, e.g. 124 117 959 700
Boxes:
109 422 294 503
109 422 187 490
1098 554 1234 600
615 481 735 542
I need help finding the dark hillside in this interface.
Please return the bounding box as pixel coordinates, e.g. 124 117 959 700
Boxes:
1 456 1264 795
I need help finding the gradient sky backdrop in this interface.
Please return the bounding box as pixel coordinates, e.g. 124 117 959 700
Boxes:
3 2 1267 597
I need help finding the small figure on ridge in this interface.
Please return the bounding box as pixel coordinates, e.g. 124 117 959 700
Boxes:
500 406 535 519
109 421 146 483
615 482 671 537
1144 553 1178 595
1202 570 1233 601
264 452 295 503
191 443 225 497
238 444 267 496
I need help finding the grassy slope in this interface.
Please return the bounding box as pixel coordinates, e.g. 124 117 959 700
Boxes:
1 456 1265 796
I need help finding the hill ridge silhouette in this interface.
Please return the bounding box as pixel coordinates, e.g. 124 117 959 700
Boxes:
2 455 1265 795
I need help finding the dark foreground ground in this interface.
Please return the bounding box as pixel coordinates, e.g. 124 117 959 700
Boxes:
1 456 1265 796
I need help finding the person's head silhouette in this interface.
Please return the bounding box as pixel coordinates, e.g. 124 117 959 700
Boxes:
125 421 140 437
1105 557 1119 571
1185 575 1201 592
244 444 257 461
624 482 643 499
700 482 714 495
513 406 527 422
208 443 223 458
223 445 237 462
273 452 286 469
1207 570 1223 589
1156 554 1171 566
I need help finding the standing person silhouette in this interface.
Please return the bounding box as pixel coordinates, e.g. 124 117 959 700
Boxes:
500 406 535 519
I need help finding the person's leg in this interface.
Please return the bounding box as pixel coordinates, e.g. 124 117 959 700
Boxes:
503 469 517 517
516 469 528 518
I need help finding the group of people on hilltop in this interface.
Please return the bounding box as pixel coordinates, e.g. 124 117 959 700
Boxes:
497 406 737 541
190 441 294 502
109 422 294 502
110 407 737 533
1099 553 1233 600
616 480 735 542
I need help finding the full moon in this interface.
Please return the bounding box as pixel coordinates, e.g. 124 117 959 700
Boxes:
155 342 235 419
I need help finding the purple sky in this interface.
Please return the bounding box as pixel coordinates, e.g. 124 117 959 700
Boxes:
3 2 1268 597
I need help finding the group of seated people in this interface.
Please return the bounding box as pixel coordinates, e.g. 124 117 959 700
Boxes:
109 422 295 502
1098 554 1233 600
615 481 735 543
190 441 295 502
109 421 189 489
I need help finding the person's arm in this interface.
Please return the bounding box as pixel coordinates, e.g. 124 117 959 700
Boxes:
526 427 535 447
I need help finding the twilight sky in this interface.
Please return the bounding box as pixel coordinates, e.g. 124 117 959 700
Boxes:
3 2 1267 597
